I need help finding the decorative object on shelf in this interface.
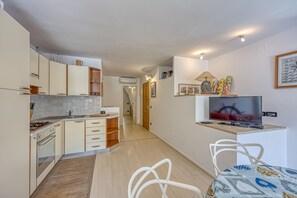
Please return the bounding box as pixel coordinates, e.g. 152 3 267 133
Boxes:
223 76 233 94
150 81 156 97
161 72 167 79
76 59 83 66
178 84 200 95
195 71 216 94
275 50 297 88
168 70 173 77
211 79 219 93
217 78 226 94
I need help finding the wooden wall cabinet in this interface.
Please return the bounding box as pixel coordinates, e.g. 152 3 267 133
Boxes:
49 61 67 96
89 68 102 96
68 65 89 96
64 120 85 154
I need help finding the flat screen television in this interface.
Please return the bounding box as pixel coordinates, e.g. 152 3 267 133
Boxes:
209 96 262 126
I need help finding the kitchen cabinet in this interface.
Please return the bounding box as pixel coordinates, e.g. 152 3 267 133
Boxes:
54 122 64 163
30 135 37 195
86 118 107 151
0 9 30 198
0 9 30 91
30 48 39 79
65 120 85 154
68 65 89 96
49 61 67 96
38 54 49 94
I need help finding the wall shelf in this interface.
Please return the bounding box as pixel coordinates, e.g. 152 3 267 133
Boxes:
106 117 119 148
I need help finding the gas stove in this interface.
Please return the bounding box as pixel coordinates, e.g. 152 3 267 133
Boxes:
30 121 52 131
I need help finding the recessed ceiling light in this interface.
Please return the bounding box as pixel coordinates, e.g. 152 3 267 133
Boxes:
239 35 245 42
200 53 205 60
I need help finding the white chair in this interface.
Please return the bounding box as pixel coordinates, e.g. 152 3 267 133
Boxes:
209 139 267 176
128 159 203 198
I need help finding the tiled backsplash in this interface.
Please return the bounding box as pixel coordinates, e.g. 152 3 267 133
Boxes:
31 95 101 120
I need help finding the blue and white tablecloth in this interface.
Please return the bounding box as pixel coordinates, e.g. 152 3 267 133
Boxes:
206 165 297 198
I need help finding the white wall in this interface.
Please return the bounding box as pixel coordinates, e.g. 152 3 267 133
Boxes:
173 56 208 95
208 27 297 169
102 76 140 125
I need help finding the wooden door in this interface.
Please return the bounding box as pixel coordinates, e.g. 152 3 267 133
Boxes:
142 82 150 130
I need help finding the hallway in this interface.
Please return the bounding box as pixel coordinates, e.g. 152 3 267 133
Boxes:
90 117 213 198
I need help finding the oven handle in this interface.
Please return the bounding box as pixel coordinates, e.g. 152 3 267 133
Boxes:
38 135 56 146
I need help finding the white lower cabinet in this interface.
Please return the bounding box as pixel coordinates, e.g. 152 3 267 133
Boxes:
54 121 64 163
30 135 37 196
86 119 106 151
65 120 85 154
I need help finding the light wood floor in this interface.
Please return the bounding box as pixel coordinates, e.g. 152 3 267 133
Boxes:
90 117 213 198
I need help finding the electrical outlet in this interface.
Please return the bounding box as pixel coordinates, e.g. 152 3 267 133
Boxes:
266 112 277 117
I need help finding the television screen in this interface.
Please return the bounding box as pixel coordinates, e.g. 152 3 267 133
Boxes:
209 96 262 125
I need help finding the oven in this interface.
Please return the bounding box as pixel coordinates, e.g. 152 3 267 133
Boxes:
36 126 55 178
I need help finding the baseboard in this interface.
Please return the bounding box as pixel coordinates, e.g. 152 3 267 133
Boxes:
149 129 215 178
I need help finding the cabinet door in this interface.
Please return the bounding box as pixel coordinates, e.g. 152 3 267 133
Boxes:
54 122 64 163
30 135 37 195
30 48 39 79
68 65 89 96
38 54 49 94
0 9 30 90
65 120 85 154
49 61 67 96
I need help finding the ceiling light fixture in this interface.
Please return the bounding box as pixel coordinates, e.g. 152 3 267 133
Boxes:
200 53 205 60
145 74 152 81
239 35 245 42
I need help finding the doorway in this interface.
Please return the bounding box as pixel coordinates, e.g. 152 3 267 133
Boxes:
142 82 150 130
123 86 136 125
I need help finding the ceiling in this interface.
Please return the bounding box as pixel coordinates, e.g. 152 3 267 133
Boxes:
3 0 297 77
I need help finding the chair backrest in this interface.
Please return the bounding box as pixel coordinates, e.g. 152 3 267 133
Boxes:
128 159 203 198
209 139 266 176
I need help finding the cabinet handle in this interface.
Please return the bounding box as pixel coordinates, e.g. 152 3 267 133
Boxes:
39 92 46 94
91 138 101 140
92 130 101 132
19 86 31 90
75 120 84 123
92 122 101 124
80 94 88 96
19 92 31 95
31 73 39 78
57 93 66 96
54 124 61 127
92 145 101 148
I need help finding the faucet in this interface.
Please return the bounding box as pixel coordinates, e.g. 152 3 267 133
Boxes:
69 110 72 116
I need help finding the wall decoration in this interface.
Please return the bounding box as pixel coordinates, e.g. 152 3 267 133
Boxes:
150 81 156 97
275 51 297 88
217 78 226 94
178 84 200 95
195 71 216 94
223 76 233 94
211 79 219 94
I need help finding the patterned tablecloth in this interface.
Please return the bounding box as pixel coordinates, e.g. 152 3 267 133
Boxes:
206 165 297 198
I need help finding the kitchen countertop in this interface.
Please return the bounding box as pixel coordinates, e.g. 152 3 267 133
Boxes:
196 122 287 135
30 114 120 136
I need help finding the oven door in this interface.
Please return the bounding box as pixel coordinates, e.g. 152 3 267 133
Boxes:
37 133 55 177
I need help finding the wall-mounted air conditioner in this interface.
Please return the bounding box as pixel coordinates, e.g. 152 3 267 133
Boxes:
119 77 137 84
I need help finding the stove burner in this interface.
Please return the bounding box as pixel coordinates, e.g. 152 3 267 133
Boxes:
30 121 51 131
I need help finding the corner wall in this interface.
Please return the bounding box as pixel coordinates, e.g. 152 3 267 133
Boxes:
208 27 297 169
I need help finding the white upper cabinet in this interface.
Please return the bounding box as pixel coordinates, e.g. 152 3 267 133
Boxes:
49 61 67 96
30 49 39 79
0 9 30 90
38 54 49 94
68 65 89 96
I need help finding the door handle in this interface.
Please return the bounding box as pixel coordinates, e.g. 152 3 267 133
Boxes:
92 130 101 132
54 124 61 127
91 138 101 140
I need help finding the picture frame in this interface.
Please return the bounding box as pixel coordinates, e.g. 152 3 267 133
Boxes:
150 81 156 97
275 50 297 89
178 84 200 95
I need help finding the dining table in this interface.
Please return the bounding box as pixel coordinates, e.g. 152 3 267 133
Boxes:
206 164 297 198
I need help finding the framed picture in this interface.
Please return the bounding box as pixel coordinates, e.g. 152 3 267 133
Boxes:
150 82 156 97
178 84 200 95
275 51 297 88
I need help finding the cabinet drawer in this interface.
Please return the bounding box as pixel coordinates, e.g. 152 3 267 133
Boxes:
86 119 106 127
86 134 106 143
86 142 106 151
86 127 106 135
